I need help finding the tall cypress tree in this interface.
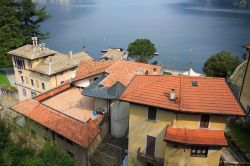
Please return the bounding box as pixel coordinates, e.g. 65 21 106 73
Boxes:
18 0 50 43
0 0 25 67
0 0 50 68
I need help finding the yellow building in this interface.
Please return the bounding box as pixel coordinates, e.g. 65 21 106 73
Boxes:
8 37 93 101
240 44 250 113
120 75 245 166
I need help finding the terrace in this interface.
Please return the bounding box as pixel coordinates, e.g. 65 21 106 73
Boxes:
42 87 95 123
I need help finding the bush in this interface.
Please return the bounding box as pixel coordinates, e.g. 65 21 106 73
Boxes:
203 51 241 77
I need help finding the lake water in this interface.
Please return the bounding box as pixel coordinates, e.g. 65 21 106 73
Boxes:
37 0 250 72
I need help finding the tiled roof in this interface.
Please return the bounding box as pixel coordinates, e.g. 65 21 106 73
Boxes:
8 44 57 59
34 83 71 102
243 44 250 50
120 75 245 116
100 49 128 60
32 51 93 75
165 127 227 146
75 60 115 80
83 75 126 99
101 60 162 87
75 60 163 87
11 83 101 148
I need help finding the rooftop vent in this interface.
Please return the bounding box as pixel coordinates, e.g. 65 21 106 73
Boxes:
69 51 73 60
192 80 198 87
41 43 46 51
169 89 176 101
31 37 38 46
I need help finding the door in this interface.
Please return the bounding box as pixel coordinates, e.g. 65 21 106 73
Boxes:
146 135 156 157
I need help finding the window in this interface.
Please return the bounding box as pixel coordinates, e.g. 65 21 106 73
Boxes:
146 135 156 157
148 106 157 120
61 80 64 84
14 56 25 69
191 146 208 157
200 114 210 128
42 82 45 90
22 88 26 97
21 76 24 83
30 79 34 87
31 91 37 98
192 80 198 87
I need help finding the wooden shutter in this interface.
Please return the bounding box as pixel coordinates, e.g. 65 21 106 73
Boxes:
146 135 156 157
200 115 210 128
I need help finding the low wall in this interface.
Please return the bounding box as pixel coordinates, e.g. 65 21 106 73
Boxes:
0 86 18 99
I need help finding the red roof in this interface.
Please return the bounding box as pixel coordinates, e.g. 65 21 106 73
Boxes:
34 83 71 102
74 60 162 87
75 60 115 80
165 127 227 146
120 75 245 116
11 83 102 148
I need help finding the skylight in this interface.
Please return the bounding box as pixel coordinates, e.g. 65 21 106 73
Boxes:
192 80 198 87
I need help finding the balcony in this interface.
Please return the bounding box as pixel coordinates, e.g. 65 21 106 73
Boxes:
137 147 164 166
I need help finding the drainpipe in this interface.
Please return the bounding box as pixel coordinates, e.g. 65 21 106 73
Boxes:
108 99 111 134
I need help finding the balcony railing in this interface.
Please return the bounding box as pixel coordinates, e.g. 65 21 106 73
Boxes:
137 147 164 166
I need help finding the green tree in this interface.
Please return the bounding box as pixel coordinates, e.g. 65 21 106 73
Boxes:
203 51 241 77
0 0 50 68
0 0 25 68
127 39 157 63
18 0 50 43
0 120 75 166
37 142 75 166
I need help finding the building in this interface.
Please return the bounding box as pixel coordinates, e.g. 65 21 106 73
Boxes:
164 68 202 76
8 37 93 101
239 44 250 114
10 59 162 166
74 60 163 138
100 48 128 61
11 83 109 166
120 75 245 166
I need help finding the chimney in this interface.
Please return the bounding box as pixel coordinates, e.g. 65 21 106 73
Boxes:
39 44 42 52
169 89 176 101
31 37 35 46
41 43 46 51
48 56 52 75
69 51 73 60
31 37 38 45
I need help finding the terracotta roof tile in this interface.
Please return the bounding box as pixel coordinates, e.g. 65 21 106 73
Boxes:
34 83 72 102
165 127 227 146
102 60 162 87
11 99 100 148
74 60 163 87
120 75 245 116
75 60 115 80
